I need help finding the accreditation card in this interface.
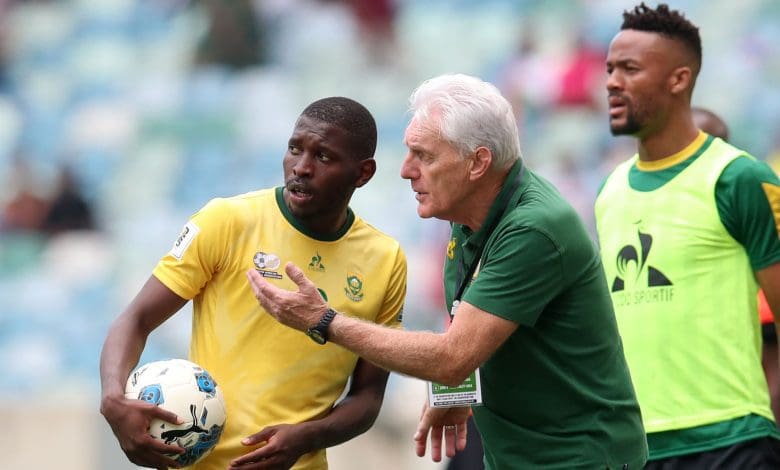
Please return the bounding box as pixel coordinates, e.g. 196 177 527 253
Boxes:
427 299 483 407
428 369 483 408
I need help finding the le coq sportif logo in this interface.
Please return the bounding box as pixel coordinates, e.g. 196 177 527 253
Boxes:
611 229 673 292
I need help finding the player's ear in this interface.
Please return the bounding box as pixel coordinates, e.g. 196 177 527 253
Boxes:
355 158 376 188
669 66 693 95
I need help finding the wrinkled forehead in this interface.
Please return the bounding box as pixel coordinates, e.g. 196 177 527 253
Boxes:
404 114 443 147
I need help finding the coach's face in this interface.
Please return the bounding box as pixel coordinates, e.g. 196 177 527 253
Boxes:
400 114 472 222
606 29 681 137
283 115 375 233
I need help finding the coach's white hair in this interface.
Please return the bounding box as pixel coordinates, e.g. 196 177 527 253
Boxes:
408 74 521 169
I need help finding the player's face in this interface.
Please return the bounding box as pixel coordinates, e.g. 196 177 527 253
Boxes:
401 115 472 221
283 115 374 233
606 30 677 137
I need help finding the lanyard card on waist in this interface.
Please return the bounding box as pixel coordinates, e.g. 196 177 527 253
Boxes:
428 164 524 408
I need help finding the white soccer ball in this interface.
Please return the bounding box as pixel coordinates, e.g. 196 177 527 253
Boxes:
125 359 227 467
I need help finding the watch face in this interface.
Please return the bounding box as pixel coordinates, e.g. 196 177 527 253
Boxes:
307 328 326 345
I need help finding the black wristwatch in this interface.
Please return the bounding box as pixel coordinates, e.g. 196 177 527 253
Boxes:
306 308 338 345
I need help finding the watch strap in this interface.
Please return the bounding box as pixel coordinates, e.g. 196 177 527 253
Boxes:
308 308 337 344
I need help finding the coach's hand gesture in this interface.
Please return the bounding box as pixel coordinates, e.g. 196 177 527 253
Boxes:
247 263 327 332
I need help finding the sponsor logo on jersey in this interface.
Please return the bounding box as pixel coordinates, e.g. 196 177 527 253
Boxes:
253 251 283 279
610 227 674 307
344 272 364 302
171 221 200 260
308 252 326 272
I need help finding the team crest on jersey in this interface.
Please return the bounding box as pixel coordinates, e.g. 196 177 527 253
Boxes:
344 273 364 302
253 252 282 279
308 252 326 272
446 238 457 260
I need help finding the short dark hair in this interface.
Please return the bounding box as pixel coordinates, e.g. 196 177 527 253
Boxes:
301 97 377 160
621 3 701 73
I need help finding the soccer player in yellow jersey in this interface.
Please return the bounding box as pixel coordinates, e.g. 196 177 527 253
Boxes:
598 3 780 467
99 97 407 470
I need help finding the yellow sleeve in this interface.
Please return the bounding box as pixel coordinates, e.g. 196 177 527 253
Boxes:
376 246 407 329
152 198 233 299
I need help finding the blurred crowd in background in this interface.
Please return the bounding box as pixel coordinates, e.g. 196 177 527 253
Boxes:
0 0 779 467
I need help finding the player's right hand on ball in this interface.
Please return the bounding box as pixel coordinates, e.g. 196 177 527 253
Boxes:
101 394 185 469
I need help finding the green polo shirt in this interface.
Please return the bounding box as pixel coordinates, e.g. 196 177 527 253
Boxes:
444 161 647 469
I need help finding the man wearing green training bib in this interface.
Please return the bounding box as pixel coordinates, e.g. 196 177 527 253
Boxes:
597 3 780 468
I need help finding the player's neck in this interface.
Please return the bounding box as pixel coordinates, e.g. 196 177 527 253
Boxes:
637 121 700 162
303 210 349 235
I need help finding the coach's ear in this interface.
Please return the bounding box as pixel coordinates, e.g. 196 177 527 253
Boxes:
468 146 492 181
355 158 376 188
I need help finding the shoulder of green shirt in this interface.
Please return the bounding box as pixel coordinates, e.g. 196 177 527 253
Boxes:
716 155 780 270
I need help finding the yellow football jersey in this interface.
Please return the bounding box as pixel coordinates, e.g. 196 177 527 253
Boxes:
153 187 407 470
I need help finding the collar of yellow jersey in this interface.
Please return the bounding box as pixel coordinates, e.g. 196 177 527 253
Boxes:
636 131 707 171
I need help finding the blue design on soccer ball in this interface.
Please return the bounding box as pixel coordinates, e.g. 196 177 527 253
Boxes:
168 405 224 467
137 384 164 405
195 371 217 395
161 404 207 445
177 423 225 466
